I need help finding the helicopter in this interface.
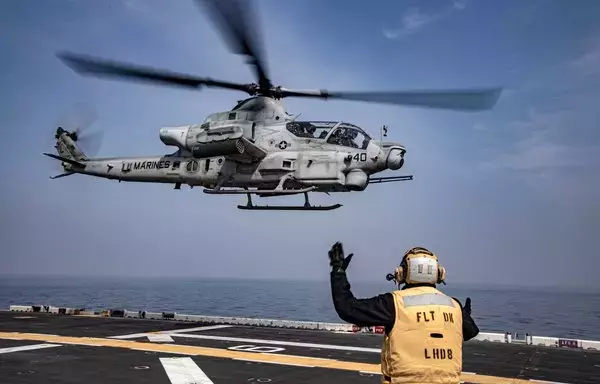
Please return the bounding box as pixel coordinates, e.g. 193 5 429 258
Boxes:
44 0 502 211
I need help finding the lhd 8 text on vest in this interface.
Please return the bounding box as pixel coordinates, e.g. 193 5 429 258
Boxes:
425 348 453 360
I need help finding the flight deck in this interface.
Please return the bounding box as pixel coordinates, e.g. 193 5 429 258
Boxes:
1 305 599 384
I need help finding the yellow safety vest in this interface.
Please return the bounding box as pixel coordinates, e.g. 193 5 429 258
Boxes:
380 286 463 384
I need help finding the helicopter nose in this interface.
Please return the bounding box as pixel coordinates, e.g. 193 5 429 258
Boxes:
385 146 405 170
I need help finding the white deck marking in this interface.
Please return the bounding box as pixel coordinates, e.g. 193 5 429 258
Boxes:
167 325 232 334
159 357 214 384
110 333 149 339
147 334 174 343
0 343 61 354
169 333 381 353
229 345 285 353
110 325 232 339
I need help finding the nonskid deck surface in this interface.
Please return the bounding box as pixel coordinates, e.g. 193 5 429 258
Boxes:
1 312 599 384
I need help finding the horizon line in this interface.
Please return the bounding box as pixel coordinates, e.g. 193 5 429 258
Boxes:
1 273 598 291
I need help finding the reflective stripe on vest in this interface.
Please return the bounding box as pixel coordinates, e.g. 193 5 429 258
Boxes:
380 286 463 384
402 293 456 308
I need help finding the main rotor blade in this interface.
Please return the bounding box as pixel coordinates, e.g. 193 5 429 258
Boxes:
278 87 503 111
57 51 253 94
196 0 272 91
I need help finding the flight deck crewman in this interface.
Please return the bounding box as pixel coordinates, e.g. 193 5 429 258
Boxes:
328 242 479 384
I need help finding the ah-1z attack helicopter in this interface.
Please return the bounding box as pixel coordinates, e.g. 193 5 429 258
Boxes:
45 0 502 211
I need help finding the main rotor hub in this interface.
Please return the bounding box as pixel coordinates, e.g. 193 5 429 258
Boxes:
244 83 260 96
244 83 284 100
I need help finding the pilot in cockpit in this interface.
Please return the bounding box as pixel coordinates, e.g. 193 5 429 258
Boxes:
342 128 358 148
328 128 343 145
305 124 316 138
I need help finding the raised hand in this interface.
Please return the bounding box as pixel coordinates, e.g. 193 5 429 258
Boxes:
328 242 354 273
465 297 472 315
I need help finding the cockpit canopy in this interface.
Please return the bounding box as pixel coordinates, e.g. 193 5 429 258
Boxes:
286 121 337 140
286 121 372 150
327 123 372 150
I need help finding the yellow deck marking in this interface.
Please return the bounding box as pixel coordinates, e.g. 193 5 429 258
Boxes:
0 332 533 384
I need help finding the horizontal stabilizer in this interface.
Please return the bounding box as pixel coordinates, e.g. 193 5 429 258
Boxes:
43 153 85 167
50 172 75 179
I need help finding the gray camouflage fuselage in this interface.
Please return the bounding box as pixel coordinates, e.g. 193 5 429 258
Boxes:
52 96 407 193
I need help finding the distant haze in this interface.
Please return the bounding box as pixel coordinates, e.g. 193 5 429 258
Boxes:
1 0 599 288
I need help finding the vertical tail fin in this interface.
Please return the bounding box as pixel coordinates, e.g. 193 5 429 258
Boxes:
44 127 87 179
54 126 88 162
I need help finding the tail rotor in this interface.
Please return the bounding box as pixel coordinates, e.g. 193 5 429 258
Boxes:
45 103 103 179
54 102 103 158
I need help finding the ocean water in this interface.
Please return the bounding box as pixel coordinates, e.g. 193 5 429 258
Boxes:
1 276 599 341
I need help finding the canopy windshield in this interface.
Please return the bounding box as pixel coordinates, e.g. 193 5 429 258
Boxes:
286 121 338 139
326 123 372 150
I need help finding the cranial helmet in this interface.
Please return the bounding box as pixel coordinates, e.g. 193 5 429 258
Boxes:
391 247 446 286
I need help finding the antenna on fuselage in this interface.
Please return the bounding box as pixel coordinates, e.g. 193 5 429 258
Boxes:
380 124 388 142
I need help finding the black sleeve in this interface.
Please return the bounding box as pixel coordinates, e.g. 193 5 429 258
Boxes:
330 270 395 332
452 298 479 341
462 311 479 341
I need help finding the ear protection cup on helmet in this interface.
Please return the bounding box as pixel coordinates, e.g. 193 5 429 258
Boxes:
394 265 405 285
437 265 446 284
393 247 446 285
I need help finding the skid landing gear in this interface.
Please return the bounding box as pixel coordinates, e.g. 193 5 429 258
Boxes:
237 192 342 211
203 186 342 211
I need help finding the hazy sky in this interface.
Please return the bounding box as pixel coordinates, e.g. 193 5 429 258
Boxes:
1 0 599 288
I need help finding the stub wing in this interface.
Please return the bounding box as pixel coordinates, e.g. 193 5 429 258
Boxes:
225 137 268 163
189 123 267 164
